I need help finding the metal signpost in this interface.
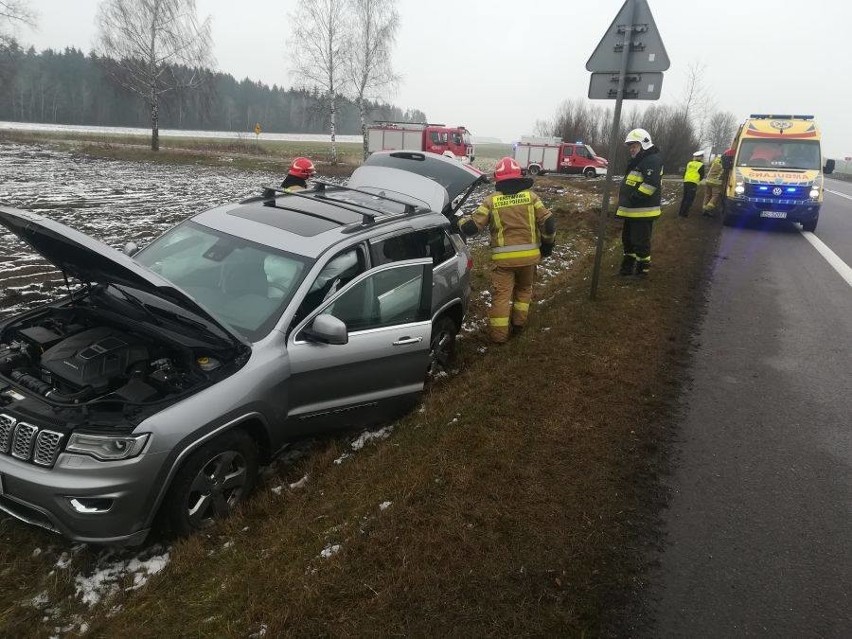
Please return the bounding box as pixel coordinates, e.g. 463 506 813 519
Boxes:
587 0 669 300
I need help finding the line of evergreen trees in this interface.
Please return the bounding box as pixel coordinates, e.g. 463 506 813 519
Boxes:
0 43 426 134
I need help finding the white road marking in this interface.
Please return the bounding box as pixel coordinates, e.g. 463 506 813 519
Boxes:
825 188 852 201
800 231 852 287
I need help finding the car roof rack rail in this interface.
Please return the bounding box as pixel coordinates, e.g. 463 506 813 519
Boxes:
259 180 428 223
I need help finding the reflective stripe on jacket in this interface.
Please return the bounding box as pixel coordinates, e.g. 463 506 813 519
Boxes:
683 160 704 184
463 190 554 267
616 147 664 219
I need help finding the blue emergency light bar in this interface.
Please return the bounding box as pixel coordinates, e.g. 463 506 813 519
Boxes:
749 114 814 120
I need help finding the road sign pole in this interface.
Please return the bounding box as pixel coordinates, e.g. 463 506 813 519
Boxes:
590 0 637 300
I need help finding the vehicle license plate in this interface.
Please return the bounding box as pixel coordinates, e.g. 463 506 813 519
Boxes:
760 211 787 219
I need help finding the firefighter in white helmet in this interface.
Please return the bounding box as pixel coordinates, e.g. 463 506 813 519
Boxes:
618 128 664 277
458 157 556 343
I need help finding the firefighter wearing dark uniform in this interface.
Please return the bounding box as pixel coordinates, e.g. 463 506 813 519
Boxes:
280 156 316 192
618 128 663 277
459 157 556 343
678 151 706 217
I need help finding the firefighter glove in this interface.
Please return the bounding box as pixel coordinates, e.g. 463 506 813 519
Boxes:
540 242 554 258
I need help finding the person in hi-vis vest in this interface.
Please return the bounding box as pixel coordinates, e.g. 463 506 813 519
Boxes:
678 151 706 217
458 157 556 343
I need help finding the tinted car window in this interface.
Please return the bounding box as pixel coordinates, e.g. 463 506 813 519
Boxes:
322 264 427 331
292 246 366 328
371 228 455 267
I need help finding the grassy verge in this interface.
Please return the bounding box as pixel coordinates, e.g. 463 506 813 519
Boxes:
0 172 720 636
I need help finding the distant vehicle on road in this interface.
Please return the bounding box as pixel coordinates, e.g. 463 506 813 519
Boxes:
724 114 836 232
367 122 474 163
513 136 609 178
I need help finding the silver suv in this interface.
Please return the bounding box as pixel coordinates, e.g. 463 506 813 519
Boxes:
0 151 483 545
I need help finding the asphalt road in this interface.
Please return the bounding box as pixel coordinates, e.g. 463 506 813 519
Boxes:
648 179 852 638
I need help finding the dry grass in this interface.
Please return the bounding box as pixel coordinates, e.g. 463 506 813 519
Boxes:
0 174 720 638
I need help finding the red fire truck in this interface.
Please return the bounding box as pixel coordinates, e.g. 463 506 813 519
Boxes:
513 136 608 178
367 122 475 162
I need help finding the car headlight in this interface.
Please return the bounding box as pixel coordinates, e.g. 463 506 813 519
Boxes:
734 183 745 195
66 433 150 461
809 188 820 198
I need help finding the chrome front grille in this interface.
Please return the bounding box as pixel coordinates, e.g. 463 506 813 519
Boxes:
0 414 14 453
0 414 64 467
11 422 37 460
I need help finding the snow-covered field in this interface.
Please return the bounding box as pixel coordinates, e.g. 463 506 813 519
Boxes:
0 120 364 144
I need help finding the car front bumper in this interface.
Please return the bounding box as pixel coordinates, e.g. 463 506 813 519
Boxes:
0 448 169 545
727 198 820 223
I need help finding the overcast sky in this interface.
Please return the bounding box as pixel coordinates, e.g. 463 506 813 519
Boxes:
11 0 852 157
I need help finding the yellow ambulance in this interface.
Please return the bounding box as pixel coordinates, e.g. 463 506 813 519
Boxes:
724 114 835 231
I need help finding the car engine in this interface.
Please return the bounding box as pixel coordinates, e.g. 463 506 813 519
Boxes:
0 306 227 410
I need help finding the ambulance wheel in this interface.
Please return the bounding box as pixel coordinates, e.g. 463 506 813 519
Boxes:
527 165 541 176
583 167 597 178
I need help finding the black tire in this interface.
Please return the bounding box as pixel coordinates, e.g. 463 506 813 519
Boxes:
802 217 818 232
163 429 258 537
583 167 596 178
427 316 458 379
722 213 738 227
527 164 541 176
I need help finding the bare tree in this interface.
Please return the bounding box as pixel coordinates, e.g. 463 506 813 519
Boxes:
678 61 715 145
706 110 738 155
95 0 212 151
346 0 399 159
0 0 36 45
288 0 349 164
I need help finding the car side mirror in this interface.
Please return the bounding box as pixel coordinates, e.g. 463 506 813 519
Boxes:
824 159 835 175
123 241 139 256
302 314 348 345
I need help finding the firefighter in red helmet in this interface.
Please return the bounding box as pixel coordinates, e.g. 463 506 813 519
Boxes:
280 157 316 192
458 156 556 343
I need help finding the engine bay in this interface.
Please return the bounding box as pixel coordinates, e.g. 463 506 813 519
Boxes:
0 299 242 425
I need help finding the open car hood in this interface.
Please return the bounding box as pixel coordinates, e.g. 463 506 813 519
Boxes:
0 207 244 346
357 150 487 214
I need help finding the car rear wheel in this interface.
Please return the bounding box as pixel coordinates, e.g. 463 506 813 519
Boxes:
427 316 458 379
163 429 258 537
584 167 596 178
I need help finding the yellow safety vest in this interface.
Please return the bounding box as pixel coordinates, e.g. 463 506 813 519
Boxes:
683 160 703 184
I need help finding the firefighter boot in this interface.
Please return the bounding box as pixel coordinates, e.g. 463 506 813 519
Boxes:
636 260 650 277
619 255 636 276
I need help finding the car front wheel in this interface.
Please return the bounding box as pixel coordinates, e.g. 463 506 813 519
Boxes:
163 429 259 537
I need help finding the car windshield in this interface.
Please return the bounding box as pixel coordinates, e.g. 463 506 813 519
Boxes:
737 139 821 170
135 221 312 340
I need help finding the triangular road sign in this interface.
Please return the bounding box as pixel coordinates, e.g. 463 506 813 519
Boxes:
586 0 670 73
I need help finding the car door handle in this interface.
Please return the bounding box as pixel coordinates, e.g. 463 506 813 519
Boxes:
393 336 423 346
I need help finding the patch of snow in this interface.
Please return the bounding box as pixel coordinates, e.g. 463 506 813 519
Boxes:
74 546 170 607
289 474 309 489
349 426 394 452
320 544 341 558
379 501 392 511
